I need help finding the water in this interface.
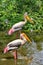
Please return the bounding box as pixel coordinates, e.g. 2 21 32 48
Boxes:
0 41 43 65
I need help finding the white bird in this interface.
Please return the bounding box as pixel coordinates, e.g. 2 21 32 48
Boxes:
8 12 34 35
4 33 32 59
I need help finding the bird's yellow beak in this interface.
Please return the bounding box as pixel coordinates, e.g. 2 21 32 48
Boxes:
21 33 32 43
25 15 34 24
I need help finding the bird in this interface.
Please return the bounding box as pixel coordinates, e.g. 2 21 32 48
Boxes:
4 33 32 59
8 12 34 35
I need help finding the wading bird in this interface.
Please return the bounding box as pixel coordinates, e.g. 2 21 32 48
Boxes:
4 33 32 59
8 12 34 35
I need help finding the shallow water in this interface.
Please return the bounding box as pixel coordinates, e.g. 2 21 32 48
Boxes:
0 41 43 65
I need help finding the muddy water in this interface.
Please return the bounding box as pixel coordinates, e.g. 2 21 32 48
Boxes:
0 31 43 65
0 41 43 65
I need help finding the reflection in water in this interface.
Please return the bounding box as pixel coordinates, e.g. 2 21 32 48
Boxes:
0 41 43 65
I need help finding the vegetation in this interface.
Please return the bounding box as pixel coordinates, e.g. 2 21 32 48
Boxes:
0 0 43 51
0 0 43 31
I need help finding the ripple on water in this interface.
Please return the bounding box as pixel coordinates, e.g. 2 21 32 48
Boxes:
30 50 43 65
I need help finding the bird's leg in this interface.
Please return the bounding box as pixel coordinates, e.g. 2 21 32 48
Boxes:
16 32 19 39
16 30 21 39
18 30 21 39
19 30 21 34
13 50 17 60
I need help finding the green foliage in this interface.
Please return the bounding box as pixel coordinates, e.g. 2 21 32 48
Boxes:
0 0 43 31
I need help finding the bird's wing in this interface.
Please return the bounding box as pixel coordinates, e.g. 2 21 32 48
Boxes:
7 39 22 47
12 22 25 29
8 47 18 51
9 42 21 47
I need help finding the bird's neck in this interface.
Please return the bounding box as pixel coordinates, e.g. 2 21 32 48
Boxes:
21 39 26 45
24 18 27 24
22 37 27 43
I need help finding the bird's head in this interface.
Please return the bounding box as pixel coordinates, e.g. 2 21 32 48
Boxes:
20 33 32 43
8 28 14 35
24 12 34 24
4 46 9 53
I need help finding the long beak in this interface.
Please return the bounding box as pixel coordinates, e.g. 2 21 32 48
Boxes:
25 15 34 24
22 33 32 43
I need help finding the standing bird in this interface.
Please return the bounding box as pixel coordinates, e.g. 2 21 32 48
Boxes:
4 33 32 59
8 12 34 35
